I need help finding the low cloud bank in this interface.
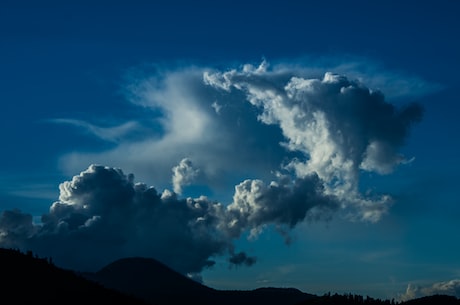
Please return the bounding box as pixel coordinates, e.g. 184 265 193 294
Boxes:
0 164 337 274
399 280 460 301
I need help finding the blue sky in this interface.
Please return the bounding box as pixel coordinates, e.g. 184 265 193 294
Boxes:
1 0 459 300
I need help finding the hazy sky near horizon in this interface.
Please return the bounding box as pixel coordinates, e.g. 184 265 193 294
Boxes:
1 0 459 301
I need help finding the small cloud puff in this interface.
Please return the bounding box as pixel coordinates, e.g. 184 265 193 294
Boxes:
228 251 257 267
172 158 200 194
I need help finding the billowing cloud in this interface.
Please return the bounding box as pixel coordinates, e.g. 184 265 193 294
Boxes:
204 62 422 221
172 158 200 194
59 66 290 197
58 60 425 209
1 165 225 273
225 173 337 239
0 60 426 277
0 209 37 247
0 164 337 274
399 280 460 301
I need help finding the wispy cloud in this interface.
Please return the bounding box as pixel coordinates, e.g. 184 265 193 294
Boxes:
5 183 58 201
48 118 142 143
58 60 428 215
267 56 443 101
0 175 59 201
399 279 460 301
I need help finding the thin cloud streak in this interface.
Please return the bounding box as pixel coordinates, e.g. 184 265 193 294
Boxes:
48 119 142 143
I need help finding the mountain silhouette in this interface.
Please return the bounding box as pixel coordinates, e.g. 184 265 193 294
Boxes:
0 248 147 305
84 256 215 304
2 247 458 305
85 256 315 305
402 294 459 305
84 256 460 305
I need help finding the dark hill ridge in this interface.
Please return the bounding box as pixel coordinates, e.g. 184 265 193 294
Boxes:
1 247 459 305
0 248 147 305
84 256 215 302
79 257 460 305
84 256 314 305
402 295 459 305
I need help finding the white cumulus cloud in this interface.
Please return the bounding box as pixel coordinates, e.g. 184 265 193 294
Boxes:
204 62 422 221
172 158 200 194
0 59 429 277
0 164 338 274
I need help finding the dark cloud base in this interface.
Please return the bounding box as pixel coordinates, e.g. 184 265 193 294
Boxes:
0 164 337 274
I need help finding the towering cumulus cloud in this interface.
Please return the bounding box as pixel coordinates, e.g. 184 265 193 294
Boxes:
0 60 424 275
204 62 422 221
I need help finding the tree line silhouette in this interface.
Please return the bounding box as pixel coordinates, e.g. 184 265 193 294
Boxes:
0 247 148 305
300 292 459 305
0 247 458 305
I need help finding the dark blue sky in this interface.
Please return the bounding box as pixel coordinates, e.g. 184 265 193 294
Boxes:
1 0 459 300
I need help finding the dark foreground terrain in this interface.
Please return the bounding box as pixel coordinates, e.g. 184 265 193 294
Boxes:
0 248 147 305
1 248 458 305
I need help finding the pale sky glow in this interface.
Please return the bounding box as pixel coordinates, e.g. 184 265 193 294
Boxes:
0 1 459 301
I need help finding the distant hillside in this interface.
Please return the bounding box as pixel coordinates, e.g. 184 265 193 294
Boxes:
402 294 459 305
0 248 147 305
85 256 315 305
85 256 460 305
297 292 460 305
1 247 458 305
84 256 215 304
